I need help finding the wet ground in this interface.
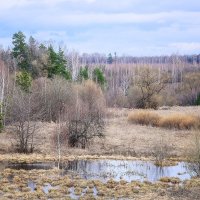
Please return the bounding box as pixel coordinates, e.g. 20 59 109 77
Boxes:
0 159 199 199
4 159 192 182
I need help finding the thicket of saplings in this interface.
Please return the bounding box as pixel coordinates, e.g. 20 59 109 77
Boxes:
2 75 105 154
0 31 107 153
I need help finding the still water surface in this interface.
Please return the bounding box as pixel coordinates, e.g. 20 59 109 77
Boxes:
7 159 191 182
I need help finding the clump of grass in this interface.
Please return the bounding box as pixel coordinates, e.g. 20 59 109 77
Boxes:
128 110 160 126
155 160 178 167
128 110 200 130
158 114 200 130
159 177 180 184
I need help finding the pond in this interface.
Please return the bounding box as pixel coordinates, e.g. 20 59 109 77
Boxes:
4 159 192 183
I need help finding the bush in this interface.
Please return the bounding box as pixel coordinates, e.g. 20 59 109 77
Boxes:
0 117 3 133
159 114 200 130
187 131 200 177
128 110 160 126
196 94 200 105
33 77 75 122
152 137 173 166
64 80 105 148
16 71 32 92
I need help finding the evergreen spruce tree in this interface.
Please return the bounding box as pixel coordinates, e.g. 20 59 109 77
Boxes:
92 67 106 86
78 66 89 82
107 53 113 64
47 46 71 80
12 31 30 71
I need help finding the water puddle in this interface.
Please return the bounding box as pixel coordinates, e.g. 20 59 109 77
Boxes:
7 162 54 170
3 159 192 183
63 160 191 182
0 159 195 199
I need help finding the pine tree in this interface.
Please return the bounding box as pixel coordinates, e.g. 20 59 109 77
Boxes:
57 47 71 80
107 53 113 64
12 31 30 71
78 66 89 82
92 67 106 86
47 46 71 80
47 45 59 78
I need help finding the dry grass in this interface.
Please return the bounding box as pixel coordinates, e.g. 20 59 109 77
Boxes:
128 110 200 130
0 106 200 158
128 110 160 126
159 114 200 130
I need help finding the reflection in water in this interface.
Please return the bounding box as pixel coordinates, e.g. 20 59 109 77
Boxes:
186 162 200 177
7 163 53 170
28 181 36 192
4 159 192 183
62 160 191 182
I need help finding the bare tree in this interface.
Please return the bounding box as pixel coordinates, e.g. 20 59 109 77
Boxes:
178 72 200 105
128 67 169 109
67 50 80 81
0 60 10 131
8 88 44 153
0 61 5 131
41 77 75 122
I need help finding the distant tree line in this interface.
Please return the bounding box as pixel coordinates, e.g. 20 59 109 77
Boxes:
78 52 200 65
0 31 200 112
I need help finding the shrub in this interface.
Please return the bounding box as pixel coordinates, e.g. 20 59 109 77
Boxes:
196 94 200 105
128 110 160 126
16 71 32 92
187 131 200 177
0 116 3 133
152 137 173 166
159 114 200 130
64 80 105 148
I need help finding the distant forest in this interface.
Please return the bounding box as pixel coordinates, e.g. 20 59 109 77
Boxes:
1 31 200 110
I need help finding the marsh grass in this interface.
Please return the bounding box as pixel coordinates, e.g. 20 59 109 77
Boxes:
159 114 200 130
128 110 200 130
0 167 200 199
128 110 160 126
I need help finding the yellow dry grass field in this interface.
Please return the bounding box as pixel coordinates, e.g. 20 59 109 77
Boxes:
104 106 200 157
128 110 200 129
0 106 200 159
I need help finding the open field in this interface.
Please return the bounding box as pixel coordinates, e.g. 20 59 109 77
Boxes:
0 106 200 199
0 106 200 160
104 106 200 157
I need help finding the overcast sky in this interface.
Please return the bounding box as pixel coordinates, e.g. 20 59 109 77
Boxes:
0 0 200 56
